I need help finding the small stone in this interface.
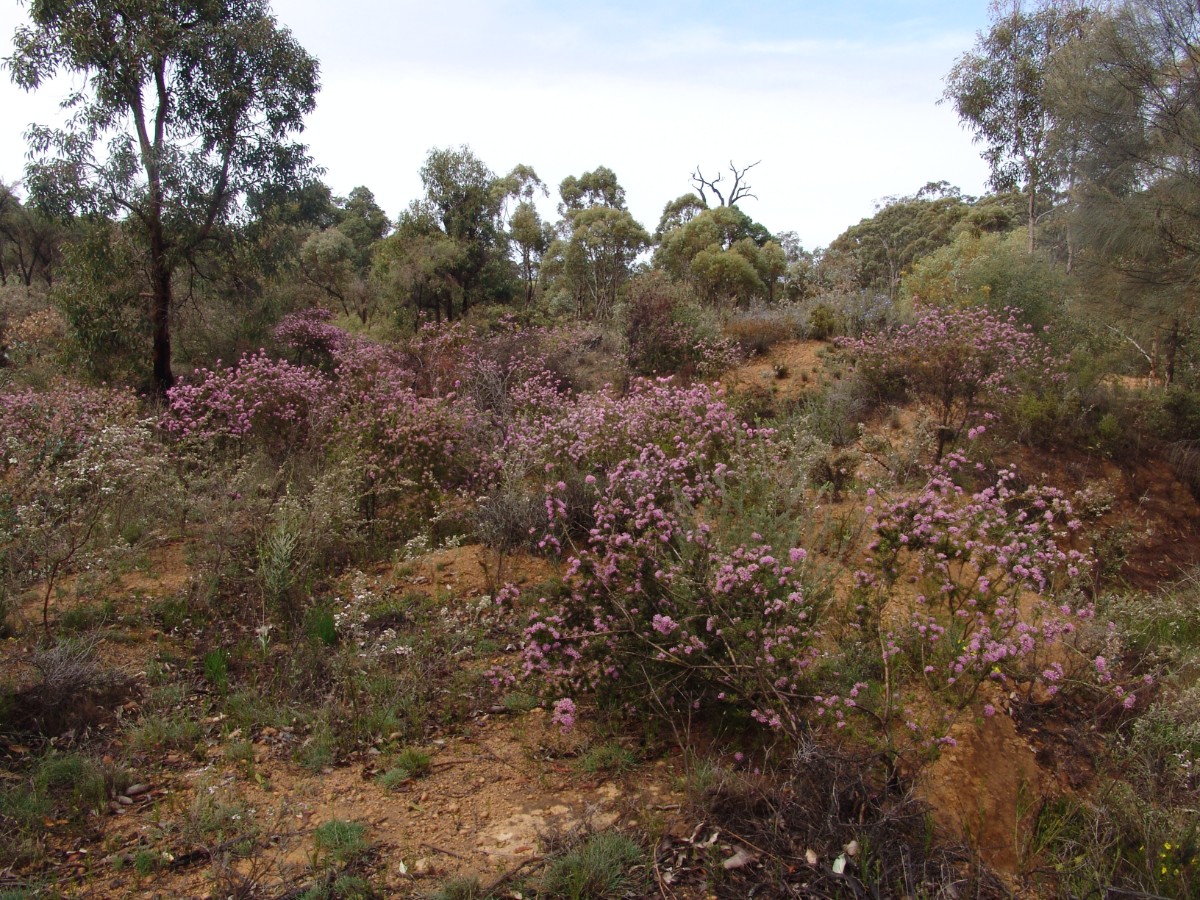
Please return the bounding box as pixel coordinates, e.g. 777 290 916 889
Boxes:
117 795 133 806
411 857 432 876
125 784 152 797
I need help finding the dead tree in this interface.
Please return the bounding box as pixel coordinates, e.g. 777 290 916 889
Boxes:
690 160 761 207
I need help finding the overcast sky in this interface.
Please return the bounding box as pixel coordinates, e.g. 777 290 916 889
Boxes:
0 0 993 249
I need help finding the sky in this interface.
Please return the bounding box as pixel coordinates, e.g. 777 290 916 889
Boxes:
0 0 994 249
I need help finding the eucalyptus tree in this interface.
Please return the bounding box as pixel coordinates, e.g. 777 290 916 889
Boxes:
655 204 783 307
545 167 650 319
7 0 320 391
944 0 1092 252
298 186 389 324
0 181 62 288
825 184 974 299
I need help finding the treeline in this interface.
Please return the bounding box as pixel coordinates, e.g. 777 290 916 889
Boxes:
1 0 1198 395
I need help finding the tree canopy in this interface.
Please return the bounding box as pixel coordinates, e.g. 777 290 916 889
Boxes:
8 0 320 391
943 0 1092 251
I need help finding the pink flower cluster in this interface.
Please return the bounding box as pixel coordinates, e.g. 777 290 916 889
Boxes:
272 307 349 363
508 383 819 733
855 451 1145 708
163 350 335 457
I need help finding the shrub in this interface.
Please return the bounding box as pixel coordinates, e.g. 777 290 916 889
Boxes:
163 350 334 458
852 451 1150 721
520 452 822 733
623 272 740 377
272 307 349 366
0 382 165 627
840 305 1064 460
724 306 804 357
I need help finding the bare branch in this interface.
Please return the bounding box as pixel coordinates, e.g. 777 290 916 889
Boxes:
690 161 761 206
727 159 761 205
690 165 724 206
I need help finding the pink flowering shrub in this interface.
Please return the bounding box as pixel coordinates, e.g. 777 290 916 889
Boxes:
163 351 334 459
840 306 1064 460
500 380 829 733
492 377 755 553
520 472 822 733
272 307 348 366
332 382 485 511
853 451 1146 713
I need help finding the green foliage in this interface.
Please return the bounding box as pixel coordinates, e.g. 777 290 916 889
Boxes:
1051 0 1200 345
541 167 650 319
0 751 124 866
654 205 783 306
305 604 339 646
943 3 1090 248
580 742 637 775
10 0 320 390
0 182 61 289
257 499 305 616
825 182 972 298
544 203 650 319
51 222 149 384
130 714 204 754
204 648 232 693
900 229 1069 327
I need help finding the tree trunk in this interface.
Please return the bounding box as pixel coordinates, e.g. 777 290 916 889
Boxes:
1166 318 1180 386
1027 187 1036 253
149 222 175 394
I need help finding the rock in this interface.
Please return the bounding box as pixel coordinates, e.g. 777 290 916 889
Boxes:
125 784 152 797
117 795 133 806
412 857 433 876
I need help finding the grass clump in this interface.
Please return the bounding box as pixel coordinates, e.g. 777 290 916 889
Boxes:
539 831 644 899
313 819 368 865
376 747 431 789
580 742 637 775
0 751 125 867
129 714 204 754
429 876 491 900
